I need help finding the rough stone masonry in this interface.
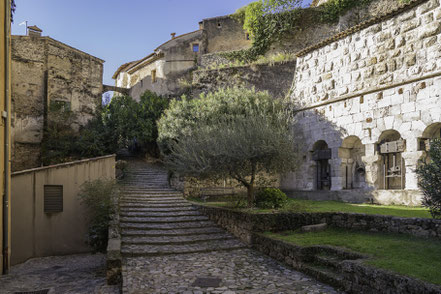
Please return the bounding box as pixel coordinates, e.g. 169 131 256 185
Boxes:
282 0 441 205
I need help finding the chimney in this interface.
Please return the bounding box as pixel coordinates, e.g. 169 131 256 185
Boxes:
171 32 176 39
28 25 42 37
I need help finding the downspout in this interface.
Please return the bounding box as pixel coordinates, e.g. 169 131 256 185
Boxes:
2 0 10 274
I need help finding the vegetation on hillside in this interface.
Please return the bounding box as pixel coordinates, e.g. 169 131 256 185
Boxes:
158 87 298 207
224 0 408 63
42 90 168 165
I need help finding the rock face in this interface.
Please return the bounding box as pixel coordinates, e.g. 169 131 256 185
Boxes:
11 35 104 171
283 0 441 205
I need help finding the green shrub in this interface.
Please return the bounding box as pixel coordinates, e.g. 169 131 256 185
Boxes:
416 139 441 219
78 179 119 252
254 188 288 209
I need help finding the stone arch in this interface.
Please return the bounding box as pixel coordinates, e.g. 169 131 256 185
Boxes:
311 140 332 190
419 123 441 163
339 136 366 189
377 130 406 190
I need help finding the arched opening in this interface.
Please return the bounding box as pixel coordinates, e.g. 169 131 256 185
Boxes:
339 136 366 189
419 123 441 162
311 140 332 190
377 130 406 190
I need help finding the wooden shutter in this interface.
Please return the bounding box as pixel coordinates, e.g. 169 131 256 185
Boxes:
44 185 63 213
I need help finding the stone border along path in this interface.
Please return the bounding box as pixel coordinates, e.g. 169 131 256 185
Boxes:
119 160 339 294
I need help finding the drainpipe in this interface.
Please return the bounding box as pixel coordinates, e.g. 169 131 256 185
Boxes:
2 0 11 275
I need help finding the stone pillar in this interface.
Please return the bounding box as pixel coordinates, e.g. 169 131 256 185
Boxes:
330 147 343 191
402 151 425 190
361 144 380 188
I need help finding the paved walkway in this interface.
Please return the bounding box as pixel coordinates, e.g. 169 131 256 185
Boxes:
120 160 338 294
0 254 118 294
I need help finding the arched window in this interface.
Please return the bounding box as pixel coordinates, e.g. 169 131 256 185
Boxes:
311 140 332 190
377 130 406 190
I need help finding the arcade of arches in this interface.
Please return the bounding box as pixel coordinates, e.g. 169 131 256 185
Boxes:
282 123 441 206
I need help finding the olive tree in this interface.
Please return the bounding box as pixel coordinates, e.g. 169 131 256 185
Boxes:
158 87 298 207
416 139 441 219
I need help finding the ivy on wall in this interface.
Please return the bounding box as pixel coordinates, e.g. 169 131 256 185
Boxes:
223 0 408 63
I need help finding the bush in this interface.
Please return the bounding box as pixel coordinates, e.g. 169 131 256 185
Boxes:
254 188 288 209
78 179 119 252
416 139 441 219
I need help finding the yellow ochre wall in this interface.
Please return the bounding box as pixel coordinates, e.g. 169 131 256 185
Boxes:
0 0 11 275
11 155 115 265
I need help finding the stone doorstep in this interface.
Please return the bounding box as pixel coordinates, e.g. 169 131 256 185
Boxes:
119 211 202 217
252 233 441 294
119 221 215 230
121 233 234 245
119 216 209 224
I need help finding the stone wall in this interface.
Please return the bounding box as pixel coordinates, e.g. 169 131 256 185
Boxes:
283 0 441 205
11 35 104 171
200 15 251 54
195 204 441 243
192 60 296 99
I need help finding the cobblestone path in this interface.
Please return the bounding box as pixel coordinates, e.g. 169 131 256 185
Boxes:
120 160 338 294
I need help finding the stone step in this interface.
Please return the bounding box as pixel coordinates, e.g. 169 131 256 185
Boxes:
301 264 343 289
121 227 225 237
122 233 234 245
120 211 202 217
121 196 184 201
121 239 246 257
120 215 209 223
120 198 185 203
120 206 197 213
120 220 215 230
119 202 192 208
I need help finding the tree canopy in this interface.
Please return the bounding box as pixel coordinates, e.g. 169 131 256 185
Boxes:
158 87 298 206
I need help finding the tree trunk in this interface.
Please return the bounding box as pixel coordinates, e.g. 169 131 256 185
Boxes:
247 183 255 208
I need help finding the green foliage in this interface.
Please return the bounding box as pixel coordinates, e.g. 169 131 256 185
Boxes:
42 91 169 165
227 0 381 63
105 91 169 154
158 87 298 207
41 101 79 165
319 0 373 22
78 179 119 252
416 139 441 219
255 188 288 209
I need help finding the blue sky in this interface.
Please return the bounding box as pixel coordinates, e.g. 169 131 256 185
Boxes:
12 0 312 86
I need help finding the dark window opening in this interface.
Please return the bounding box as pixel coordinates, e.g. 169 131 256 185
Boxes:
193 44 199 53
44 185 63 213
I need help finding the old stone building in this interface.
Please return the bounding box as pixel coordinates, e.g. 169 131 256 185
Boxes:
114 15 250 100
281 0 441 205
11 27 104 171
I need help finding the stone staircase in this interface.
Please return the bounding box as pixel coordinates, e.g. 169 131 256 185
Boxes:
119 160 246 258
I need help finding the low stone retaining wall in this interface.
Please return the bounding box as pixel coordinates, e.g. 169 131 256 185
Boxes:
195 204 441 243
253 234 441 294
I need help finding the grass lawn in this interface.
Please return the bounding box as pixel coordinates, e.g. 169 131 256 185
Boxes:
191 198 432 218
265 228 441 285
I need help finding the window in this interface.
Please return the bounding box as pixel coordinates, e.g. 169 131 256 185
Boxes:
44 185 63 213
193 44 199 53
151 70 157 83
217 22 222 28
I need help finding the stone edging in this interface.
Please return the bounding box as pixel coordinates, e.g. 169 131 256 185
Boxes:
194 204 441 241
194 204 441 293
106 187 122 285
252 233 441 294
